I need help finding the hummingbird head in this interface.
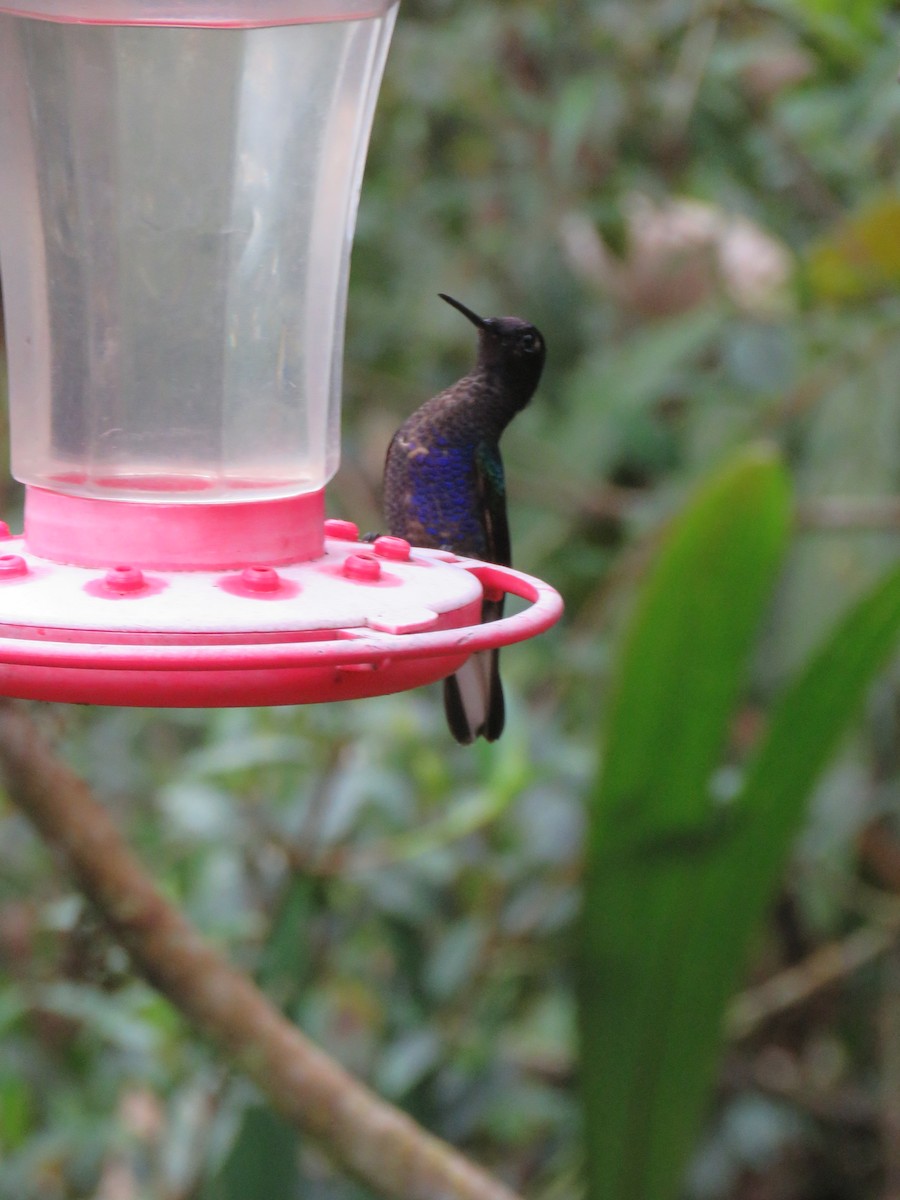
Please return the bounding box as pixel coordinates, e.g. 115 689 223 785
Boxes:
439 293 546 407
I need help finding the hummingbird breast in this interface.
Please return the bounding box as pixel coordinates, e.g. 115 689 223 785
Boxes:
386 432 490 558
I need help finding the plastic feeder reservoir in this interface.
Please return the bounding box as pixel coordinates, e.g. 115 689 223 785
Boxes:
0 0 562 707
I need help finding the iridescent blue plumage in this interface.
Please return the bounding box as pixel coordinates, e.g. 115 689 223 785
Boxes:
404 439 492 556
383 293 546 743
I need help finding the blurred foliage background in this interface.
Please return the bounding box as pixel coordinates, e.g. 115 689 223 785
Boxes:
1 0 899 1197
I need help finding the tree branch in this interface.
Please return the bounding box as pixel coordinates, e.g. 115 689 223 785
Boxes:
726 916 900 1042
0 700 522 1200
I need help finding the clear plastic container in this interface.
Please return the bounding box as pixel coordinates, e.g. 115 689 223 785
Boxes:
0 2 394 23
0 1 397 502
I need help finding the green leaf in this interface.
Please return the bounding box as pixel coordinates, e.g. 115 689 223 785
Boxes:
590 444 792 850
580 446 900 1200
0 1073 33 1151
735 556 900 909
257 874 319 1006
581 446 791 1200
205 1105 300 1200
784 0 885 41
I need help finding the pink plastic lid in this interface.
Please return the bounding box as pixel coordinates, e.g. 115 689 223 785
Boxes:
0 0 396 24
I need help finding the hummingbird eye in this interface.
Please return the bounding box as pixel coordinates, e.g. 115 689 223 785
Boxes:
519 331 540 353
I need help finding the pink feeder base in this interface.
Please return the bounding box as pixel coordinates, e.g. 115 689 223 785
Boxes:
0 512 563 707
24 485 326 568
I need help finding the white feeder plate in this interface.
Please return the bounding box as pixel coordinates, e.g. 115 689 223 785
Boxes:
0 528 563 707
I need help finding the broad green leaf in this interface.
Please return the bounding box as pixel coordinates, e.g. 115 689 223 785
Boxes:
581 446 791 1200
580 446 900 1200
590 444 791 851
623 557 900 1200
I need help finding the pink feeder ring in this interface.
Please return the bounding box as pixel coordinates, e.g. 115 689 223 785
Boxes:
0 560 563 707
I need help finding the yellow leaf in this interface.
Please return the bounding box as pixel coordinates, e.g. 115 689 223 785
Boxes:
807 192 900 301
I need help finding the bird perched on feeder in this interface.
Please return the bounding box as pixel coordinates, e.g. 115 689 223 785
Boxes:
382 293 546 743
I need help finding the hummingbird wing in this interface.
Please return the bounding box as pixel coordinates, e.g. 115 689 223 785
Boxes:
474 441 511 569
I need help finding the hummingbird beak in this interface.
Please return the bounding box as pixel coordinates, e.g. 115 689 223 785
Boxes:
438 293 487 329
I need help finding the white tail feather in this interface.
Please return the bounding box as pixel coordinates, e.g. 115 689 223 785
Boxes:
453 652 492 737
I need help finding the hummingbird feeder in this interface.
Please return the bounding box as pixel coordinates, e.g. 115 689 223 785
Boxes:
0 0 562 708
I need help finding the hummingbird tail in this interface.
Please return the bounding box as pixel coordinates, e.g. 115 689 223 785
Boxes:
444 649 504 744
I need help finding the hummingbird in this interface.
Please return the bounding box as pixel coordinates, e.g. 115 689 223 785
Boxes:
383 293 546 743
